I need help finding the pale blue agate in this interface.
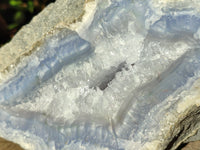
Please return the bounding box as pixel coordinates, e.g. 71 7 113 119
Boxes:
0 0 200 150
0 29 93 105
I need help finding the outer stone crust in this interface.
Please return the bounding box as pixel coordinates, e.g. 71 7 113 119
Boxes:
0 0 85 74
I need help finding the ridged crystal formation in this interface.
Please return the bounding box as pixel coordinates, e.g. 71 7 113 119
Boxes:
0 0 200 150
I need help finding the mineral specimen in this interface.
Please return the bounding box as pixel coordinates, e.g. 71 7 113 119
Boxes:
0 0 200 150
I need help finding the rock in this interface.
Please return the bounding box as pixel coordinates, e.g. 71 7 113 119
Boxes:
0 0 200 150
0 0 85 75
182 141 200 150
0 137 23 150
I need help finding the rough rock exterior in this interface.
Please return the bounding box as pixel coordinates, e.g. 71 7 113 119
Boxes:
0 0 85 74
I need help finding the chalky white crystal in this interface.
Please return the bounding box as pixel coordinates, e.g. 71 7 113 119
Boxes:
0 0 200 149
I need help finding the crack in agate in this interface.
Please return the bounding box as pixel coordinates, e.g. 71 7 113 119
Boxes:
1 0 200 149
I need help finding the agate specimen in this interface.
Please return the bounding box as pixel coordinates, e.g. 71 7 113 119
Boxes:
0 0 200 149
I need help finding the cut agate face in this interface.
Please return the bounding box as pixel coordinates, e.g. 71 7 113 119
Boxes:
1 0 200 149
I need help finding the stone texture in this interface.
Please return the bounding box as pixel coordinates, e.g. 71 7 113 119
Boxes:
0 0 200 150
0 0 85 74
182 141 200 150
0 137 23 150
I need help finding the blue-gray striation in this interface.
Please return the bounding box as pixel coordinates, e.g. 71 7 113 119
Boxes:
0 29 93 105
0 0 200 150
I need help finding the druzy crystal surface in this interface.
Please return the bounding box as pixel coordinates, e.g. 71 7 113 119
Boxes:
0 0 200 149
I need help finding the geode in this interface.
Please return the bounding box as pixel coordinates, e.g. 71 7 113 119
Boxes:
0 0 200 150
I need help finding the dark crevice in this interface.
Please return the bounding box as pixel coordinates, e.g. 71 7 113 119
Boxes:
165 128 184 150
98 62 127 90
164 107 200 150
95 62 134 90
175 142 188 150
